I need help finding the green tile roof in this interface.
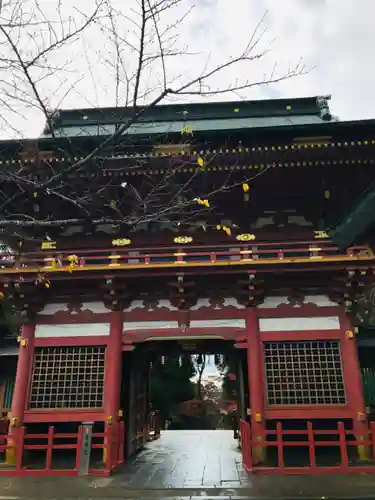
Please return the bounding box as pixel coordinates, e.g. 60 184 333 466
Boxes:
41 96 334 138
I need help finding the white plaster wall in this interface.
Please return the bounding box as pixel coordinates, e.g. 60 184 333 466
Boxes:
123 300 179 312
35 323 110 338
259 316 340 332
257 297 290 309
39 302 108 315
124 297 245 311
123 320 179 330
257 295 338 309
190 298 245 310
304 295 339 307
190 319 246 328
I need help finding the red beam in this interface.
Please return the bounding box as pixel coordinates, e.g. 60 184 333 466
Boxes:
24 410 105 423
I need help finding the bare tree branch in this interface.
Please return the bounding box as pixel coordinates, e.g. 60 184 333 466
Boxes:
0 0 310 243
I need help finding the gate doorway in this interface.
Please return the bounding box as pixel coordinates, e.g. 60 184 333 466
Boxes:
117 337 250 486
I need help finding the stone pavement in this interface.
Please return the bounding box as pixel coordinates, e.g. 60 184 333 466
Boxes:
113 430 247 488
2 430 375 499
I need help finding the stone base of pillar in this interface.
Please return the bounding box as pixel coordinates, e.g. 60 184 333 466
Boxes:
354 420 372 462
252 435 267 464
356 435 372 461
4 432 17 466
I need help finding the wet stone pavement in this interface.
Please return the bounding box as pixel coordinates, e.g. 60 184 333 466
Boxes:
112 430 247 488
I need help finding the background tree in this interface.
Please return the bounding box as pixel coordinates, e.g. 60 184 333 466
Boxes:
150 354 195 424
0 0 308 245
192 354 206 400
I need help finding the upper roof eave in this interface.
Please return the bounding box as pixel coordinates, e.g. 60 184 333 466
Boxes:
50 95 324 120
1 117 375 153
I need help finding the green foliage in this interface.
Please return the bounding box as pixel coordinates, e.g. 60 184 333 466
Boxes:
150 355 196 420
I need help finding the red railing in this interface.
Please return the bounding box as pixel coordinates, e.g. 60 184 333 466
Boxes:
0 421 124 477
240 420 375 474
0 241 373 275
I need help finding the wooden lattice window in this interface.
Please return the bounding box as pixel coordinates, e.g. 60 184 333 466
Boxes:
29 346 105 409
264 340 347 406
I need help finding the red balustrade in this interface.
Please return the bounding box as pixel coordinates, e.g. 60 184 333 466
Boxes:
240 419 375 474
0 241 373 275
0 421 124 477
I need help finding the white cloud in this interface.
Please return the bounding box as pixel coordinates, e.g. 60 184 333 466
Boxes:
0 0 374 138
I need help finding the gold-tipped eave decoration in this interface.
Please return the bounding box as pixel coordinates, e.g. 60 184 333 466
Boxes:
112 238 131 247
7 137 375 167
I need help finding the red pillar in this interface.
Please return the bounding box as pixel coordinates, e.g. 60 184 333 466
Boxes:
11 323 35 426
340 313 369 460
7 323 35 464
103 310 123 466
246 308 266 463
104 310 123 420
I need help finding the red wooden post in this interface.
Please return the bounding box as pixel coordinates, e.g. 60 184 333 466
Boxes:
240 420 252 471
75 425 83 471
46 426 54 471
7 323 35 465
246 308 266 464
338 422 349 471
340 313 370 461
118 421 125 464
16 426 25 471
371 421 375 461
246 421 253 471
307 422 316 470
103 310 123 465
104 424 113 473
276 422 284 471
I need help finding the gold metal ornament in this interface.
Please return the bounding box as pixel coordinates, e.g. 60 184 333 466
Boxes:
112 238 131 246
236 233 256 242
173 236 193 244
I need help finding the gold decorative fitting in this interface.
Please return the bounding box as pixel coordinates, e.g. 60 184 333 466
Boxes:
174 236 193 244
112 238 131 247
236 233 256 242
314 230 328 239
181 126 193 135
346 330 354 339
41 241 56 250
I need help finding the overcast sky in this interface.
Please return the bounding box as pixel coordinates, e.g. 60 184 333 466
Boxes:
1 0 374 138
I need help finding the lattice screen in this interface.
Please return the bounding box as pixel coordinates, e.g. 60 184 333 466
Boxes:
29 346 106 409
264 340 347 405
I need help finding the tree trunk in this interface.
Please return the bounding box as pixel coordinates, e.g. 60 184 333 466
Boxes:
196 355 206 400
